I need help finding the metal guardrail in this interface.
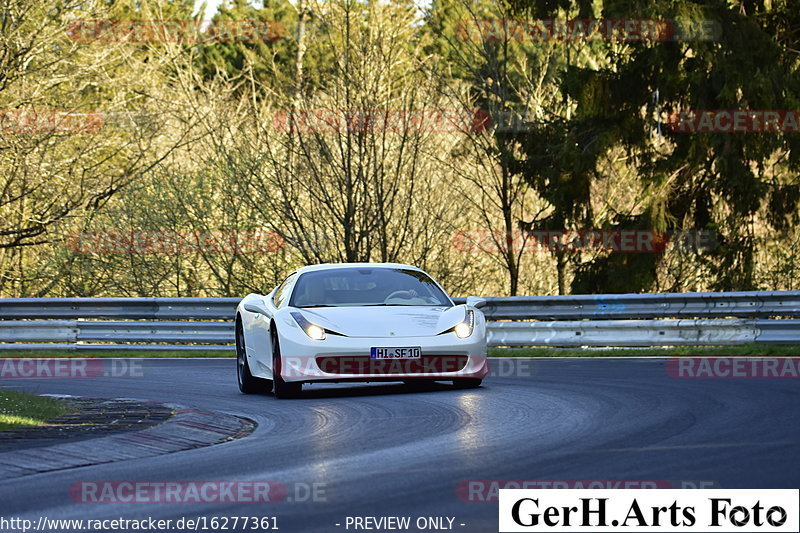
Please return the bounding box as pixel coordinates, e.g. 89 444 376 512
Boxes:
487 319 800 347
0 298 240 320
0 292 799 350
455 291 800 320
0 321 233 344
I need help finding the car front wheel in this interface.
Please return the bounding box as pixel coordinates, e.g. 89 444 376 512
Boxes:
272 331 302 399
236 320 272 394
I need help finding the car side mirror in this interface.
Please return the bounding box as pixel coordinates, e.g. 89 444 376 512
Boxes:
466 296 487 309
243 298 270 315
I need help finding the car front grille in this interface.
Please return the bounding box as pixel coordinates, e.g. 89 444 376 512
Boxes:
315 355 469 375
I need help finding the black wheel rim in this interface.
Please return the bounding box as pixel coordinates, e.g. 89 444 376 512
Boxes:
272 334 281 381
236 327 245 384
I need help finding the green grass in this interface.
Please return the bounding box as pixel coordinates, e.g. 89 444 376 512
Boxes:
0 389 71 431
489 345 800 357
0 349 234 358
3 346 799 358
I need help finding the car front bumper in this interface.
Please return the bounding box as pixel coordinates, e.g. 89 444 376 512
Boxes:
277 327 488 383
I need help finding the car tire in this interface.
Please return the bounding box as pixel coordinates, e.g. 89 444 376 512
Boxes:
403 379 436 391
452 378 482 389
236 320 272 394
272 331 302 399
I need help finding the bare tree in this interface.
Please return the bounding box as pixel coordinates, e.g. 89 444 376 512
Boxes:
0 0 215 295
238 0 463 270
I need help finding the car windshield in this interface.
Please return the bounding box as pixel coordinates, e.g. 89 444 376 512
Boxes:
289 268 452 308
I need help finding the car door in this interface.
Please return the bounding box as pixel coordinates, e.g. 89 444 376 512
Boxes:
251 273 297 378
244 291 274 376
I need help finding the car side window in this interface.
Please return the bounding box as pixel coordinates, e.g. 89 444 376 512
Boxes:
272 273 297 308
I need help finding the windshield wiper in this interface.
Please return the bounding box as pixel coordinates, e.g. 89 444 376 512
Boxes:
361 303 420 306
295 304 338 308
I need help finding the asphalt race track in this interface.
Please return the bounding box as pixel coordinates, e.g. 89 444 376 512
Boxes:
2 358 799 532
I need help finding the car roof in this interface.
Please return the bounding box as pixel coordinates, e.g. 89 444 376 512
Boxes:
293 262 424 275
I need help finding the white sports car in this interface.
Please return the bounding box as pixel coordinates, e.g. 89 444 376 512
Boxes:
236 263 489 398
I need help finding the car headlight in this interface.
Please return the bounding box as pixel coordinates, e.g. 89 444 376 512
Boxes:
454 310 475 339
291 312 326 340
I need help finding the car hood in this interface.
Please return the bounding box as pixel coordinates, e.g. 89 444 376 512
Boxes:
289 305 468 338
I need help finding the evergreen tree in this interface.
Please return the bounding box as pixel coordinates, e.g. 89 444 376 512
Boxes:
509 0 800 293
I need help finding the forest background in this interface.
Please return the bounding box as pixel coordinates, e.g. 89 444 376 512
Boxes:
1 0 798 298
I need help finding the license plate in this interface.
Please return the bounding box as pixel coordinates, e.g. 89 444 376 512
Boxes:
370 347 421 359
